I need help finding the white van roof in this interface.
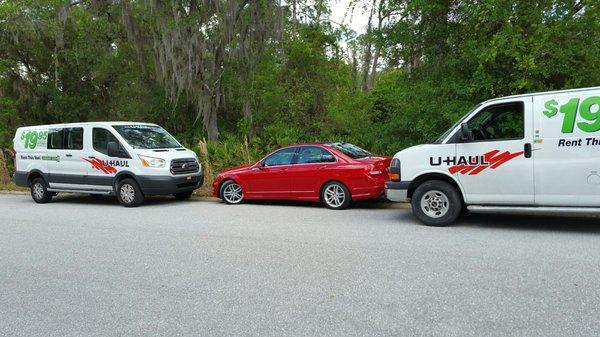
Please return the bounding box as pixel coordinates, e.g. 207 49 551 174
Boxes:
483 86 600 104
17 121 159 129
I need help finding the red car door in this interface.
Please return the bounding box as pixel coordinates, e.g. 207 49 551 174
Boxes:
287 146 338 201
241 147 297 199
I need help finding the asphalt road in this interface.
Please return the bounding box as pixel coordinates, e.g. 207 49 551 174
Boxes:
1 194 600 337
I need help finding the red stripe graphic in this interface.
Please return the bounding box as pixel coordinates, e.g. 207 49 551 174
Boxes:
448 150 524 175
83 158 117 175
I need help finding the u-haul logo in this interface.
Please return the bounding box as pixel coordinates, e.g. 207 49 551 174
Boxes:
83 158 129 175
430 150 524 175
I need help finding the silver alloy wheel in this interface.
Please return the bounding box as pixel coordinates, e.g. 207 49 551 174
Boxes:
223 183 243 204
120 184 136 204
32 182 44 200
420 190 450 218
324 184 346 208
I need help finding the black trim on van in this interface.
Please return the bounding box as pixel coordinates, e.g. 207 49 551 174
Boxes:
137 173 204 195
15 170 204 195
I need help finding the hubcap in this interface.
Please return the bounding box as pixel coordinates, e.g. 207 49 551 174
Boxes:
223 183 243 203
324 184 346 208
120 184 136 204
32 182 44 200
420 190 450 218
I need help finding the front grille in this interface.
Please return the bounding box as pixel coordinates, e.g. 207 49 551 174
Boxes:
170 158 199 175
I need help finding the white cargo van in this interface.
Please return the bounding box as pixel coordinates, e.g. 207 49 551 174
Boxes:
386 87 600 226
13 122 203 207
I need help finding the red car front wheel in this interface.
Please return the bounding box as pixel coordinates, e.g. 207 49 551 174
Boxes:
220 180 244 204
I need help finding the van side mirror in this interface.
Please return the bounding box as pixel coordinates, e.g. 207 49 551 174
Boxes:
460 123 474 142
107 141 125 158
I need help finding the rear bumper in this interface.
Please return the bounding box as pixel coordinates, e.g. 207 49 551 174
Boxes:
137 173 204 195
13 171 29 187
385 181 411 202
350 185 385 201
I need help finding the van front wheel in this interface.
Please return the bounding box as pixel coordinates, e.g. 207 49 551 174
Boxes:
117 179 144 207
411 180 462 227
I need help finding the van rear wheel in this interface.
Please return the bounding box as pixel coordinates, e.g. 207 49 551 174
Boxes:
30 177 52 204
411 180 462 227
116 179 144 207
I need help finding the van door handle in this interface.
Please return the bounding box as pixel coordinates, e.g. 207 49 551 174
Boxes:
524 143 532 158
65 154 73 158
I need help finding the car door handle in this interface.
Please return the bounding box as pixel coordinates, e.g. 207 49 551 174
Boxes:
88 156 96 159
524 143 532 158
65 154 73 158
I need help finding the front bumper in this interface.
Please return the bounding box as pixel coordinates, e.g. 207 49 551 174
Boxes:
385 181 411 202
13 171 29 187
137 173 204 195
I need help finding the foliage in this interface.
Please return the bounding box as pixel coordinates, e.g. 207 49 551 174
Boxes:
0 0 599 176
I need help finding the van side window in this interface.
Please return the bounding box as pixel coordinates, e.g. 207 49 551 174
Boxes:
65 128 84 150
47 128 84 150
465 102 524 141
93 128 122 156
47 129 64 150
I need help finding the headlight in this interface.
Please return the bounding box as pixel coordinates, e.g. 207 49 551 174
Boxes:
139 155 166 168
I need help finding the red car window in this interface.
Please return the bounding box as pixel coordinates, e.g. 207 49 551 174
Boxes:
297 147 336 164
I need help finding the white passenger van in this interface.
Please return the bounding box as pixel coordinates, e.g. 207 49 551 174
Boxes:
386 87 600 226
13 122 203 207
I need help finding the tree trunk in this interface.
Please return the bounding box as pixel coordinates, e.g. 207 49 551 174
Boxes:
361 0 377 92
367 47 380 91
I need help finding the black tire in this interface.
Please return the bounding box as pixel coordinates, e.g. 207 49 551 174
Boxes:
411 180 462 227
320 181 351 210
219 180 244 204
173 191 194 200
30 177 53 204
116 178 144 207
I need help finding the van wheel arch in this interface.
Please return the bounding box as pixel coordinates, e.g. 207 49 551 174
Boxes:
27 170 46 186
113 172 140 191
408 173 464 204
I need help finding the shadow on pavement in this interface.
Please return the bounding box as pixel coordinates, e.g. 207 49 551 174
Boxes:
51 193 183 207
454 212 600 233
241 197 402 210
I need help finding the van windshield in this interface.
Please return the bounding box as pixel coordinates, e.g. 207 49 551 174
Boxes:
112 125 181 149
432 103 481 144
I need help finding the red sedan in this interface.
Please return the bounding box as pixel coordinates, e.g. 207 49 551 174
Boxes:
212 143 391 209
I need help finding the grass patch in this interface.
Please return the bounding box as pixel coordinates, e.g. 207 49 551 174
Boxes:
0 182 27 192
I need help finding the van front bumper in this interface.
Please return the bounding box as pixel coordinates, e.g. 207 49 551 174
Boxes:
137 173 204 195
385 181 411 202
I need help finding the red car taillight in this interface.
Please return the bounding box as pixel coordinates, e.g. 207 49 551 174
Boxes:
366 163 386 177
